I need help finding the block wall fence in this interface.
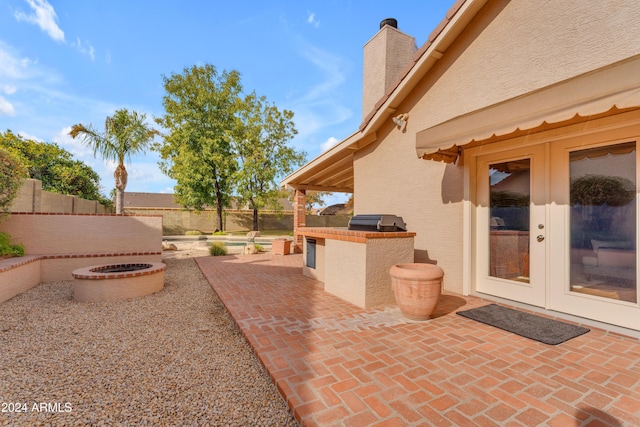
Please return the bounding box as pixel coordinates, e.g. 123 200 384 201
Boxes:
124 208 350 235
8 179 349 234
10 179 113 214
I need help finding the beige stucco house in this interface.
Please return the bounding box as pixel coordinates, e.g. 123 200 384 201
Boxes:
282 0 640 332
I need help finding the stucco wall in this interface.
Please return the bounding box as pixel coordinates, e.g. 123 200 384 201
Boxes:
364 237 414 307
363 25 416 120
0 213 162 255
412 0 640 131
325 239 368 307
0 260 40 303
353 0 640 295
41 255 163 282
354 125 464 293
322 237 414 308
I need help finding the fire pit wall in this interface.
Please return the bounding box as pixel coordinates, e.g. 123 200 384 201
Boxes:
0 213 163 302
72 262 166 302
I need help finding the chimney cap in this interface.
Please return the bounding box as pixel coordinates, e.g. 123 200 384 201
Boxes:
380 18 398 29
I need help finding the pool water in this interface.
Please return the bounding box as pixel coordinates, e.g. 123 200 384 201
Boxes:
221 241 271 247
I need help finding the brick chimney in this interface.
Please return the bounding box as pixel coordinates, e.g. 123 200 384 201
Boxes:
362 19 416 120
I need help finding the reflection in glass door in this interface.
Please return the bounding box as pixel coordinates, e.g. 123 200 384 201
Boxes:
489 160 530 283
569 142 637 303
475 144 546 308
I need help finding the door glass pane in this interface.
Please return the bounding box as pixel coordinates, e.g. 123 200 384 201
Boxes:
489 159 530 282
570 142 637 303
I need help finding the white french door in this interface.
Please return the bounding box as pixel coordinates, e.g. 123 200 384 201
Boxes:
548 139 639 330
472 135 640 331
475 144 547 308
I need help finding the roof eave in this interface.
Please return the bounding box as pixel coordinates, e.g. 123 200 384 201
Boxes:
281 0 488 191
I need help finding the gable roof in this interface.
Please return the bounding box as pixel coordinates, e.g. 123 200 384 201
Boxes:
282 0 484 192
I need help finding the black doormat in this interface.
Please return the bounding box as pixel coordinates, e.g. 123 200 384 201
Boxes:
457 304 590 345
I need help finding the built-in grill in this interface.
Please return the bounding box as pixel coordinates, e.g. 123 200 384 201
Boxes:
348 214 407 232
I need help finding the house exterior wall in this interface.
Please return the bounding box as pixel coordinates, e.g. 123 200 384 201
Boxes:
354 125 465 293
353 0 640 295
413 0 640 132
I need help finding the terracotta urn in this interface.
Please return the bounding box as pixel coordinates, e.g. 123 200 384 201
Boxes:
390 263 444 320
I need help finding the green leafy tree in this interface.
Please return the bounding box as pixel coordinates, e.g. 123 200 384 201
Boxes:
69 109 157 214
305 191 331 211
233 92 306 231
0 147 27 218
155 64 242 231
0 130 110 206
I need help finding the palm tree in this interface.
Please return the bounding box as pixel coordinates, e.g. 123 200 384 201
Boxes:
69 109 157 214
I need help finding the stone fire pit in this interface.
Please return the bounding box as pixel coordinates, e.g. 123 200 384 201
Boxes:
72 262 166 302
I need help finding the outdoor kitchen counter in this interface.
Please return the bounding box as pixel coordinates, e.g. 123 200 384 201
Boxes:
297 227 415 308
297 227 416 242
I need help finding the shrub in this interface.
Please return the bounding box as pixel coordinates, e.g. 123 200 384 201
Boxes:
185 230 202 236
0 232 25 257
0 148 27 218
212 231 227 235
209 241 228 256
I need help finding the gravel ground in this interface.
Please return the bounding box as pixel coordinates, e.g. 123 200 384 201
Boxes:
0 245 298 426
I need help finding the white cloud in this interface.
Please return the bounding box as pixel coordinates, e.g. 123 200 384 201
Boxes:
0 42 37 80
17 130 43 141
320 136 339 152
0 96 16 116
72 37 95 61
14 0 65 42
286 42 353 149
105 50 111 64
307 11 319 28
53 126 95 159
2 84 16 94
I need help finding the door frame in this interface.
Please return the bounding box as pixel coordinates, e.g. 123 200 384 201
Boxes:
462 109 640 331
473 144 547 307
547 135 640 330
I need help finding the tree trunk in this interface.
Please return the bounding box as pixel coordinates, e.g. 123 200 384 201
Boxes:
114 164 128 215
214 180 224 232
215 203 223 232
115 190 124 215
253 208 259 231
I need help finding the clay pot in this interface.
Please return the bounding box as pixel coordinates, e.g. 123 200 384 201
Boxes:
390 263 444 320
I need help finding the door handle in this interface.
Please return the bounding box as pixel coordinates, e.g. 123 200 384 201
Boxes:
537 235 545 242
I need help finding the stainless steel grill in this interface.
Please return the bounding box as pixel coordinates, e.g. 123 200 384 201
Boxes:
347 214 407 232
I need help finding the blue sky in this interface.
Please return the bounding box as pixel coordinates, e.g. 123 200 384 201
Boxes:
0 0 451 204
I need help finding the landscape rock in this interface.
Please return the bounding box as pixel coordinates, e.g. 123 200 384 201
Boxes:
162 241 178 251
246 231 260 240
244 244 258 255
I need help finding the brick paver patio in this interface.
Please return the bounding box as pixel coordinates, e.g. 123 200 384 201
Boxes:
196 254 640 426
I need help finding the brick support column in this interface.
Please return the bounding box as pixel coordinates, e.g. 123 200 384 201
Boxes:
293 189 306 253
